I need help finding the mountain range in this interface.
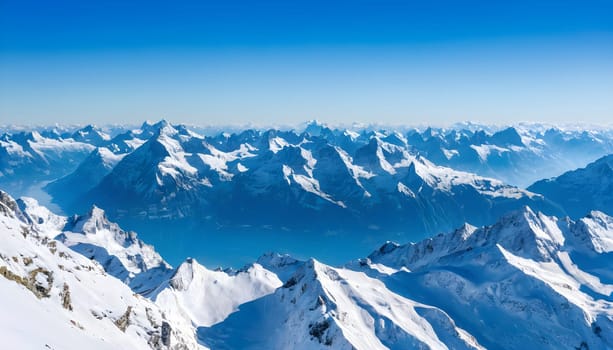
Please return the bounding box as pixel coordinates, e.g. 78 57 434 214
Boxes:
2 120 611 265
33 121 606 238
2 189 613 349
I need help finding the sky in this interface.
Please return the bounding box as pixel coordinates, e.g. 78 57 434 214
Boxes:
1 0 612 126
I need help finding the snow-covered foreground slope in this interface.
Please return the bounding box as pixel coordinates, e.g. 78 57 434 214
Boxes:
528 154 613 219
0 191 204 350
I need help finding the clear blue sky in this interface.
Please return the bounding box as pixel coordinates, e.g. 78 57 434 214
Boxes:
1 0 612 126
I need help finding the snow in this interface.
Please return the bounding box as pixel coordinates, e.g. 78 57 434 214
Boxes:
576 212 613 253
3 186 613 349
123 137 147 150
375 140 397 175
60 206 169 276
28 132 95 155
0 279 134 350
18 196 67 237
236 162 248 172
282 163 346 208
334 146 374 197
95 147 124 166
269 136 290 153
0 192 204 350
4 120 613 349
335 146 375 180
441 148 458 160
197 153 232 180
158 155 197 179
497 245 611 319
0 139 32 158
36 120 569 233
365 207 613 349
410 156 533 199
397 182 416 198
197 143 256 181
469 144 509 163
200 259 484 350
153 259 281 327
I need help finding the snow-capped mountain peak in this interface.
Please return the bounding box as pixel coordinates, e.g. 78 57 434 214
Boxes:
57 205 173 294
368 206 568 272
201 258 484 350
567 210 613 254
153 258 281 327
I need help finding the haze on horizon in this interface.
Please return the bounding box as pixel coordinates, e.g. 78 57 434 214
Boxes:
1 0 612 126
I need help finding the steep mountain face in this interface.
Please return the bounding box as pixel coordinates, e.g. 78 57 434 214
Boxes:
61 207 175 294
200 207 613 350
54 121 563 237
362 207 613 350
83 123 209 219
200 259 484 350
0 191 203 350
528 154 613 219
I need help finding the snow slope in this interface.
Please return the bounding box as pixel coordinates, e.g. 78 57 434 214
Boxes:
364 207 613 350
0 191 204 350
152 258 281 327
200 259 483 350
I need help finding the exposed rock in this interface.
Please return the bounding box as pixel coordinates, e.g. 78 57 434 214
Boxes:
161 321 171 347
0 266 53 299
114 306 132 332
60 283 73 311
28 268 53 298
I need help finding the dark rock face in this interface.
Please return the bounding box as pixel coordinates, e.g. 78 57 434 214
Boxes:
161 321 172 347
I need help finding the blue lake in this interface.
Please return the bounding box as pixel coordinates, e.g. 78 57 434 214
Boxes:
119 220 418 269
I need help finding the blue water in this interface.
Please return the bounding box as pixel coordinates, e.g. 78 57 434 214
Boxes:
3 183 423 269
120 221 414 269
